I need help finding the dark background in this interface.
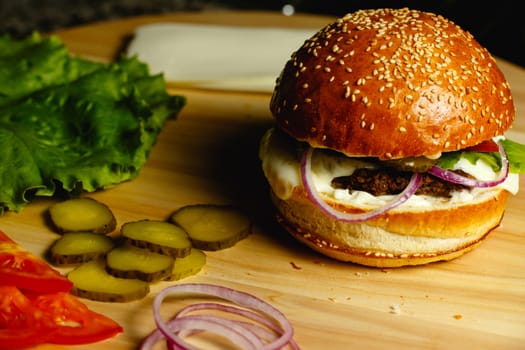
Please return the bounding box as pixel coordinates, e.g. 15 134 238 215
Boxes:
0 0 522 67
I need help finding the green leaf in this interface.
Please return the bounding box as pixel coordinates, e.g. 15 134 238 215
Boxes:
501 138 525 173
436 138 525 174
0 34 186 212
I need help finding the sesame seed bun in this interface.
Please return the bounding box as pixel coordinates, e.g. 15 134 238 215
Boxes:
270 8 514 160
270 188 509 268
261 8 517 267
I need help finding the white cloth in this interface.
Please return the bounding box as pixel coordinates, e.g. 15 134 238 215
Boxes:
126 23 315 92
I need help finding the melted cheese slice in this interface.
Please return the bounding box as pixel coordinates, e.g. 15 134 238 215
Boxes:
259 128 519 211
126 23 315 92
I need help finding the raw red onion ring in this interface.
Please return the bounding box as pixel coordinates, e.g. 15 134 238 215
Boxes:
140 283 297 350
142 315 260 350
428 140 509 187
300 147 422 222
176 302 299 349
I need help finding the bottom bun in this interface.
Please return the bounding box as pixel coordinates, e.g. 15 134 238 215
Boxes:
271 189 509 268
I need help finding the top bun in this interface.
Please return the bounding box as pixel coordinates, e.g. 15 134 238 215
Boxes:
270 8 515 160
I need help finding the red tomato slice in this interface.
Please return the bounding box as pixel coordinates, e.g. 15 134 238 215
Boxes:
0 286 57 350
29 292 123 345
0 230 72 293
466 139 499 153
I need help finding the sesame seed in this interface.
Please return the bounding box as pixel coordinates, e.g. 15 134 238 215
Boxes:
344 86 351 98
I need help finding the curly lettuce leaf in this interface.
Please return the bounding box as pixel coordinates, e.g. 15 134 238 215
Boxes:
0 33 100 105
0 34 186 212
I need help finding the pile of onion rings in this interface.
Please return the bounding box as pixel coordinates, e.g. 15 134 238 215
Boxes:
140 283 299 350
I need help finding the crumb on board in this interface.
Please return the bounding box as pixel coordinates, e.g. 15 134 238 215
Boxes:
389 303 401 315
453 314 463 320
290 261 302 270
354 271 369 277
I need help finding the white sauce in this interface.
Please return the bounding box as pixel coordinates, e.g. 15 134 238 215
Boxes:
259 128 519 211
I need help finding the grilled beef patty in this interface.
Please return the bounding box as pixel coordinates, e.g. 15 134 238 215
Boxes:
332 168 470 198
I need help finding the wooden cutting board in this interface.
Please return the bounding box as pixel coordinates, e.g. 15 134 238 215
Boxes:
2 11 524 350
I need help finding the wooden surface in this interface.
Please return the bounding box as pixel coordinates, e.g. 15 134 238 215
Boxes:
2 10 525 350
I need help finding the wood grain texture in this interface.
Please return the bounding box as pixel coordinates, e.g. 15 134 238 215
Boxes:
2 11 524 350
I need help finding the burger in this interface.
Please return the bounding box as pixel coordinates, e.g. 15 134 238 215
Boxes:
259 8 522 267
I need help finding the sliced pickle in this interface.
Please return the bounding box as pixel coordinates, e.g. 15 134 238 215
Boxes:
48 197 116 234
48 232 115 266
165 248 207 281
170 204 251 251
382 156 439 172
106 244 174 282
121 220 192 258
68 258 150 302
